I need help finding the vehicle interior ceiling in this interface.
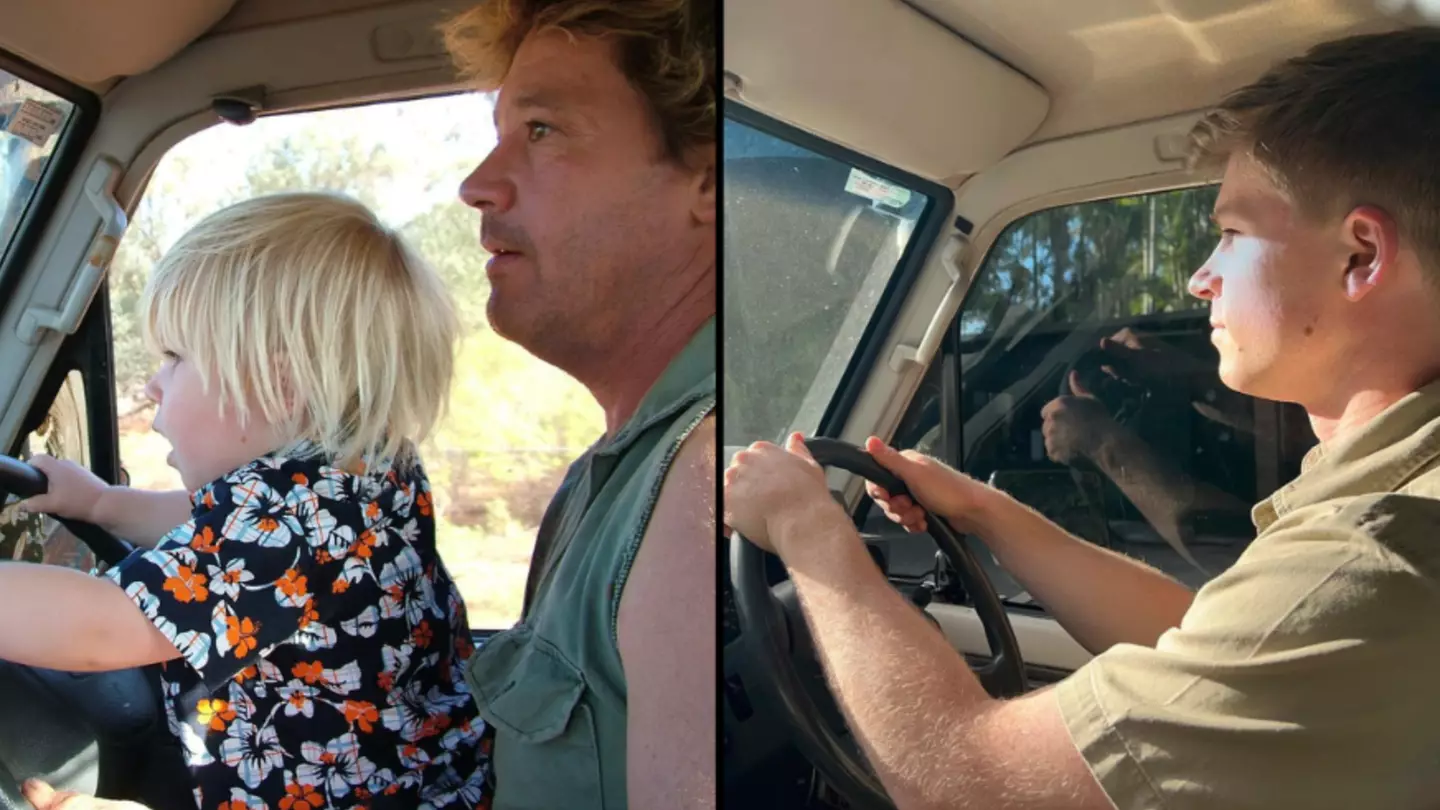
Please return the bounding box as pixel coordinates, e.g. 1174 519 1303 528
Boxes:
0 2 454 806
724 0 1432 498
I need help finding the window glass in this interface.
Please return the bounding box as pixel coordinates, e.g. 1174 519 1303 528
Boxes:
868 187 1318 601
0 72 78 264
108 95 603 629
723 114 932 446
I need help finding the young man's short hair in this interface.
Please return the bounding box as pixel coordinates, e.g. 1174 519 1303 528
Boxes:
1190 27 1440 271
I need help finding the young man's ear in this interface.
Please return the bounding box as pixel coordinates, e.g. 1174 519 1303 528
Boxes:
1341 205 1399 302
688 143 716 226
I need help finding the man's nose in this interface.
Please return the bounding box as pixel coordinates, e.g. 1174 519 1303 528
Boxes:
459 140 516 213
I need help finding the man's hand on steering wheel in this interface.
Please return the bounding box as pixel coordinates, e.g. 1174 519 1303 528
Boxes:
723 433 848 556
862 438 990 535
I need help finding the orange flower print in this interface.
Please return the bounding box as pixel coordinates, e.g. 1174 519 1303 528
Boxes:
225 614 259 658
195 698 235 731
419 713 452 739
233 664 258 684
331 578 350 595
291 473 309 487
298 598 319 629
279 781 323 810
412 620 433 649
202 490 215 509
365 501 381 521
456 635 475 660
416 491 432 516
344 700 379 732
293 660 325 684
256 516 281 533
377 671 395 692
353 529 378 559
277 569 309 601
315 549 332 565
190 525 222 553
163 566 209 603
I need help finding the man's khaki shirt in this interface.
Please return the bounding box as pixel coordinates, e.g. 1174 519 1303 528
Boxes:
1058 382 1440 809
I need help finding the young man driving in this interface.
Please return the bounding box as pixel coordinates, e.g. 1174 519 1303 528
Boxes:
725 27 1440 810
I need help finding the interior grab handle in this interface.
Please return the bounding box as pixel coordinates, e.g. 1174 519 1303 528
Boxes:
17 156 128 344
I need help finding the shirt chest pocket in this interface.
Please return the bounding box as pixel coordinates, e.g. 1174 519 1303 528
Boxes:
467 624 605 809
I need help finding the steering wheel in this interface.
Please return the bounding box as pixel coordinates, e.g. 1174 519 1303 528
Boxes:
0 455 132 566
0 455 178 804
729 438 1026 810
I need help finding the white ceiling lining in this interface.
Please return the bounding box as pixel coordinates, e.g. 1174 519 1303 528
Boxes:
725 0 1050 181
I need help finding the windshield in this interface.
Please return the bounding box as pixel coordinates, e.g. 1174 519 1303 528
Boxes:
723 111 937 448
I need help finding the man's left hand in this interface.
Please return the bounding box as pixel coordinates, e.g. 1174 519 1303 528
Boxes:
22 780 149 810
723 432 846 556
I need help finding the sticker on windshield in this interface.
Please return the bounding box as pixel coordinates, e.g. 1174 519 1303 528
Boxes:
6 99 64 147
844 168 912 209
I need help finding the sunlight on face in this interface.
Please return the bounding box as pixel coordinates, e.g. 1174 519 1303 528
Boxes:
1189 154 1342 403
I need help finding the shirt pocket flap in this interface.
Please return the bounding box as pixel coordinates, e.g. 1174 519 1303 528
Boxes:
467 624 585 744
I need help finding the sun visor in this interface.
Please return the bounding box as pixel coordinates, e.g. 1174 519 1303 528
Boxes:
725 0 1050 180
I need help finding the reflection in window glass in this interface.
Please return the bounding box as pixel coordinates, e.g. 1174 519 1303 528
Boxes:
723 116 930 446
959 187 1219 340
0 72 77 264
868 187 1318 605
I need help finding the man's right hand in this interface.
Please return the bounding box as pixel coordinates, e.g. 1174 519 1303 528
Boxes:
18 456 108 523
863 437 993 534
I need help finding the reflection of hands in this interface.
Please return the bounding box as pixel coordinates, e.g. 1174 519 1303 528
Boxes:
1042 372 1118 465
1099 327 1209 384
723 433 847 557
23 780 150 810
863 438 991 534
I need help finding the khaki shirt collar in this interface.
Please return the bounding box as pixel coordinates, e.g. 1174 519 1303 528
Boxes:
1253 379 1440 532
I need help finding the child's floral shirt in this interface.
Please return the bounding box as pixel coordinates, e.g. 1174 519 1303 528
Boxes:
105 448 490 809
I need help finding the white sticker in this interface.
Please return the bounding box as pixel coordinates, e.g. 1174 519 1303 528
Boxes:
844 168 912 209
6 99 64 147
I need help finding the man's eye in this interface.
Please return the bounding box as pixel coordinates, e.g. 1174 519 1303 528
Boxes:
526 121 553 142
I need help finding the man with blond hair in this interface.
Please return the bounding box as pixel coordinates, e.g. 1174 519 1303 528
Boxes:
725 26 1440 810
442 2 717 809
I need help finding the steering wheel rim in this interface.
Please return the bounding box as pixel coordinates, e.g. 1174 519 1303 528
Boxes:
730 437 1026 809
0 454 133 566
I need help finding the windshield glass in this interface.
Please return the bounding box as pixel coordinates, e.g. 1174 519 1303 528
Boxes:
723 113 934 447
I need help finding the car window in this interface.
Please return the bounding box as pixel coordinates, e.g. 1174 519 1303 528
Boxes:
108 95 603 630
0 72 79 269
865 186 1318 602
723 111 938 447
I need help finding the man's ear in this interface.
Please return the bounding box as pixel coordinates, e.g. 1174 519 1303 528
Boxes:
688 143 716 226
1341 205 1399 302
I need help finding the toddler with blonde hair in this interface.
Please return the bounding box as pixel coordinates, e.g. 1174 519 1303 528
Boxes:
18 193 488 809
